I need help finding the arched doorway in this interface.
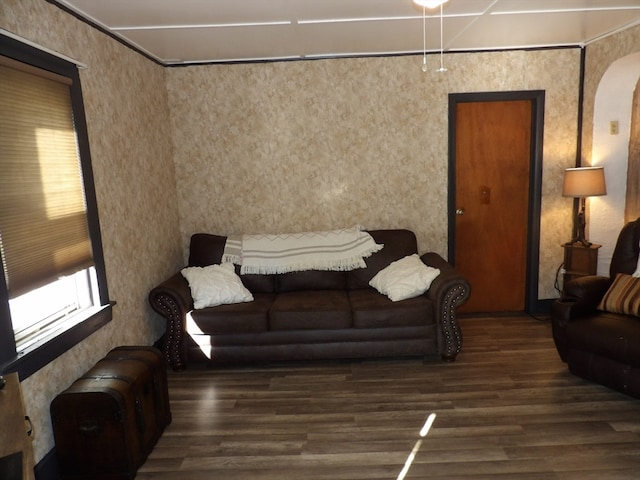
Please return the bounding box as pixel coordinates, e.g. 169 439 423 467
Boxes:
590 52 640 275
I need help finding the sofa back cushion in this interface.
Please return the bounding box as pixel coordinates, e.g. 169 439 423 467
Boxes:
189 233 226 266
277 270 347 292
347 229 418 290
188 233 276 293
610 218 640 278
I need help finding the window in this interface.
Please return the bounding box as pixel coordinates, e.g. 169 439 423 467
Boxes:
0 35 112 380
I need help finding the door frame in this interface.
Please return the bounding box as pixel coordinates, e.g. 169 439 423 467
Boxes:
448 90 545 314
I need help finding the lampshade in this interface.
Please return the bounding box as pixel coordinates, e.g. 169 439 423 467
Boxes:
413 0 449 8
562 166 607 198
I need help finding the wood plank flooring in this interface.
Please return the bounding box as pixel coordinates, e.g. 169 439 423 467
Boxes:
138 315 640 479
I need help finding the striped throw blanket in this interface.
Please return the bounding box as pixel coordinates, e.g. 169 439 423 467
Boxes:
223 226 383 275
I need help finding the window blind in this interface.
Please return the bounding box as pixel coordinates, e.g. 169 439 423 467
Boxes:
0 59 93 298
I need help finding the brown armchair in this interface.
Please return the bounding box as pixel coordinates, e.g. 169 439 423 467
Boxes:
552 218 640 398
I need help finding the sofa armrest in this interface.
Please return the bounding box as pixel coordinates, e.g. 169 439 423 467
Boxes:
420 252 471 361
562 275 611 308
148 272 193 371
551 274 611 362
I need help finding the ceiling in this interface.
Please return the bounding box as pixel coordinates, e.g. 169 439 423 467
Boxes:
54 0 640 66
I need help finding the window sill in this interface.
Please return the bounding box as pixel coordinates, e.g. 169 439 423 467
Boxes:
1 301 114 380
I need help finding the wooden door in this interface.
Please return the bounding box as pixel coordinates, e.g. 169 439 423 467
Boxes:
453 99 532 313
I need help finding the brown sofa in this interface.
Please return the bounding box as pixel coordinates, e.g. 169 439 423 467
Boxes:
552 218 640 398
149 229 470 371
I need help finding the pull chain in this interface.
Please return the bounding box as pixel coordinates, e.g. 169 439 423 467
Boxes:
422 6 427 72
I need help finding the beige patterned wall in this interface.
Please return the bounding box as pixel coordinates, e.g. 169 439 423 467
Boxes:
4 0 637 467
2 0 181 462
582 24 640 166
166 48 581 302
581 25 640 274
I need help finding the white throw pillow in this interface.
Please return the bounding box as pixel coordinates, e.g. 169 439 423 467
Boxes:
369 254 441 302
634 240 640 277
181 263 253 309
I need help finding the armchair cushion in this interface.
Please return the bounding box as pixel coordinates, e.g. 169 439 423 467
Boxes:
597 273 640 317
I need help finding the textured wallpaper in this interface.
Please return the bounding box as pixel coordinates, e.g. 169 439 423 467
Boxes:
2 0 181 462
166 48 581 301
3 0 639 466
582 25 640 166
581 25 640 272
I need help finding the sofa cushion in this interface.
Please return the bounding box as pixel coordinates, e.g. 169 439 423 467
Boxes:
181 263 253 309
609 219 640 278
189 233 226 266
277 270 347 292
269 290 352 330
186 293 275 335
369 254 440 301
347 230 418 290
349 289 433 328
237 268 277 294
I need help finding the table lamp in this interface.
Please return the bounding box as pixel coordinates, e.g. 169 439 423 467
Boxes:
562 166 607 247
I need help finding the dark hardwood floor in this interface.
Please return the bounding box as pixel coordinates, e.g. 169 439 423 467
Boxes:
138 315 640 479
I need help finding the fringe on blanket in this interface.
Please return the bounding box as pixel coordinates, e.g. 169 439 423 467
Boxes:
240 255 369 275
222 226 383 275
222 235 242 265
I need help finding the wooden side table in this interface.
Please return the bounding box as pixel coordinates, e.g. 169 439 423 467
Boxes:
563 242 601 285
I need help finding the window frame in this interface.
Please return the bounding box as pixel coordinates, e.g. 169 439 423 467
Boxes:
0 35 112 380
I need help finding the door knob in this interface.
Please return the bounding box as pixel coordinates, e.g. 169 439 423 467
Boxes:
456 208 465 216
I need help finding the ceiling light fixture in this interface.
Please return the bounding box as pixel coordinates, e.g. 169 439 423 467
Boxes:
437 2 447 72
413 0 448 8
420 5 427 71
413 0 449 73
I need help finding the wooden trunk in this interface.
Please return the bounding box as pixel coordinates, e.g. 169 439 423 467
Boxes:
51 347 171 480
104 346 172 433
